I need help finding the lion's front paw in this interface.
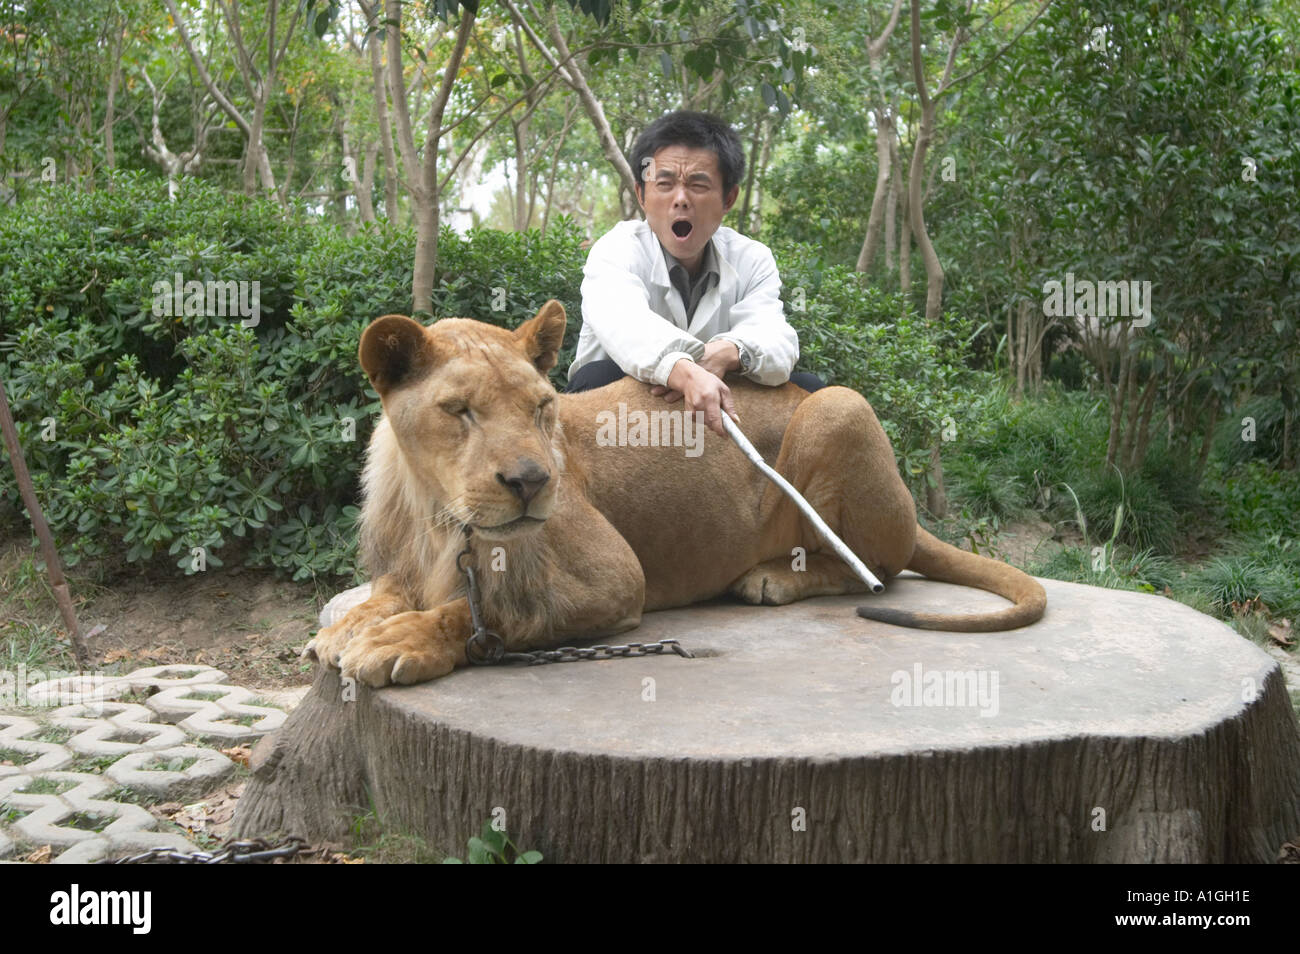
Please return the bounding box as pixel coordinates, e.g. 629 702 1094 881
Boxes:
338 610 465 689
303 594 409 669
302 619 355 669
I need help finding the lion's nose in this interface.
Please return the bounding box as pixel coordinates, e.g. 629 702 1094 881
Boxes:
498 460 550 505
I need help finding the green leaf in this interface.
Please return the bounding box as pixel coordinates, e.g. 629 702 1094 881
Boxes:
467 837 490 864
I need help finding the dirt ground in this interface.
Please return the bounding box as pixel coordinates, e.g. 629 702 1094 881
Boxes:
0 532 337 688
2 518 1071 692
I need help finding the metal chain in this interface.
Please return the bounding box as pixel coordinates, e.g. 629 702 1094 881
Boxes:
456 532 692 666
99 836 311 864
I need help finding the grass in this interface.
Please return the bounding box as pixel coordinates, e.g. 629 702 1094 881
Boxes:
16 776 77 795
144 754 199 773
0 543 106 674
182 689 228 701
944 384 1297 627
1187 555 1299 619
213 714 262 727
103 784 161 807
0 805 30 825
0 746 35 766
67 754 121 774
31 725 73 744
345 804 447 864
63 810 112 832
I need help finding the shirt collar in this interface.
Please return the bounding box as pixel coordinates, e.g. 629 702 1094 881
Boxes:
661 235 719 285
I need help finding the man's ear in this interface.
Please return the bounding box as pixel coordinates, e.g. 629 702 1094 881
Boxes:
514 300 567 374
359 314 437 397
722 184 740 214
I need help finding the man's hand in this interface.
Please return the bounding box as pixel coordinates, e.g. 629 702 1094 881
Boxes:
657 358 737 437
698 339 741 379
650 340 741 410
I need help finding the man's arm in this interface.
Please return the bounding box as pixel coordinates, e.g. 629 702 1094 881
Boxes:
709 243 799 386
580 231 706 386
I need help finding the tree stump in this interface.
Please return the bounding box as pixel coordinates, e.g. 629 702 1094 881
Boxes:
233 575 1300 862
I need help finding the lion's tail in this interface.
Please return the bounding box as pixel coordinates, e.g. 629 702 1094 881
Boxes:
856 526 1046 632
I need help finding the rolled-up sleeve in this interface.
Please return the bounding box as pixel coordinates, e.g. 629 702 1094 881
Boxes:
709 244 799 385
580 234 705 386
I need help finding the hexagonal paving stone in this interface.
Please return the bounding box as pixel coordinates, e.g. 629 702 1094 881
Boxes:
0 772 156 851
121 665 228 691
147 685 286 742
0 715 73 778
21 674 130 708
106 745 235 801
51 702 187 758
55 830 201 864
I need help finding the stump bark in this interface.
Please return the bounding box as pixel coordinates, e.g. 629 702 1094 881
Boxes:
233 575 1300 862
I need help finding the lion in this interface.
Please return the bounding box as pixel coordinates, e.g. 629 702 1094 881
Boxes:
304 300 1047 688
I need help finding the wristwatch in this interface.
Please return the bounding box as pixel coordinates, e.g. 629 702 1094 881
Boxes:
734 340 752 374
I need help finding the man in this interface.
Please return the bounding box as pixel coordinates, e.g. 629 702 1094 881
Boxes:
567 110 824 436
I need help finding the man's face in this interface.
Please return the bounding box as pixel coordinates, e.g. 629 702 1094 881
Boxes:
636 144 739 275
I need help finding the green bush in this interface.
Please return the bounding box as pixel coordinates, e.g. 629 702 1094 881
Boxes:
1205 458 1300 540
2 177 978 584
1213 394 1288 467
761 137 874 266
0 176 584 583
773 241 984 483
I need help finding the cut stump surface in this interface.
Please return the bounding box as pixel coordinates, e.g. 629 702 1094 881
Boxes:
233 575 1300 862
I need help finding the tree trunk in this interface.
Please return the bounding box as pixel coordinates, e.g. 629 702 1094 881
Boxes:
357 139 379 224
857 110 894 272
103 22 124 175
504 1 636 210
1105 328 1132 471
898 153 911 299
233 587 1300 863
390 2 475 314
884 133 899 271
359 0 400 221
739 115 763 234
513 117 530 230
907 100 943 318
926 441 948 518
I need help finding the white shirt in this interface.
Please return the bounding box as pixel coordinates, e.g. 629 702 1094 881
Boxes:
569 219 800 387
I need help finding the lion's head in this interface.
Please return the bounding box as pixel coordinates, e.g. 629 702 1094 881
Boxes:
359 300 568 542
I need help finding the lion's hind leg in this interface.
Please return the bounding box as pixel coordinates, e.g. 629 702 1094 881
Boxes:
730 551 869 606
746 386 916 601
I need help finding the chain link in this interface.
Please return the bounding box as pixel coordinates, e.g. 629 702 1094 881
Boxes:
99 836 311 864
457 531 692 665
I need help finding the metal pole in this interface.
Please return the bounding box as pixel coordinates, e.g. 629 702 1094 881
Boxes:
0 372 91 668
722 412 885 594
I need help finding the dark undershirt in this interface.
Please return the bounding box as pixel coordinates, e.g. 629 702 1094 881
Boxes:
663 240 719 320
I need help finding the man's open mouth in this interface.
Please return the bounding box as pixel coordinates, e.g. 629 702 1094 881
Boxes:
671 219 693 239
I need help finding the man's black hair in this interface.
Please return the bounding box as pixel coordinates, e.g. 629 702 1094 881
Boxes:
629 110 746 199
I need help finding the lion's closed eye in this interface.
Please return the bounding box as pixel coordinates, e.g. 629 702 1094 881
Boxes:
440 400 473 423
537 397 556 427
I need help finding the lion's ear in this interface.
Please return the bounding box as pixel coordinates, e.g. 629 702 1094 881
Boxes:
359 314 437 396
514 300 567 374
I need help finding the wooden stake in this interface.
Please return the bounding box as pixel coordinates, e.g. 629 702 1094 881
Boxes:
0 372 91 668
